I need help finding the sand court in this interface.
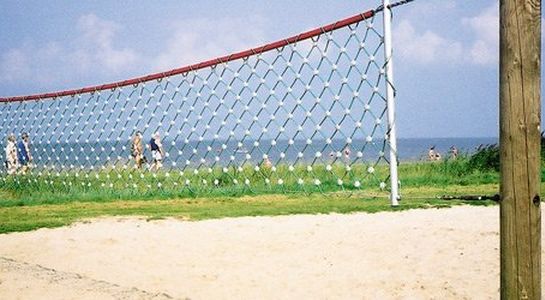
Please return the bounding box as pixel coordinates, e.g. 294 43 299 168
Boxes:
0 205 543 299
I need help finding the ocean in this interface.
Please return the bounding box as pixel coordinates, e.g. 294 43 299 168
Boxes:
396 137 498 161
14 137 499 170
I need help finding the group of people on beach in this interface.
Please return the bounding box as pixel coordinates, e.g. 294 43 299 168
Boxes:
4 133 32 175
7 131 462 174
131 131 165 171
329 147 352 161
428 145 458 161
3 131 165 176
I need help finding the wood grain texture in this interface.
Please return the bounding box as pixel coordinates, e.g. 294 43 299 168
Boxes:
500 0 541 299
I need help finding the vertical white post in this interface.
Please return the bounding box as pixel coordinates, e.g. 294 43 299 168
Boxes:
382 0 400 206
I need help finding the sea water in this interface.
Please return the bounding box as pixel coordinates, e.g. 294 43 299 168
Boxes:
3 137 498 171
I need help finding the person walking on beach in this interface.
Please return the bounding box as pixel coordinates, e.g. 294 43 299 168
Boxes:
5 134 18 175
262 157 272 169
449 145 458 159
428 146 441 161
343 147 351 162
17 132 32 174
131 131 144 169
149 132 164 171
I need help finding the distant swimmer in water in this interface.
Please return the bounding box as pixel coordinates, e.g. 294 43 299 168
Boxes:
235 148 248 154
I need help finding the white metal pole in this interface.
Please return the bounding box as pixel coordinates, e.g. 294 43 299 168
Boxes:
382 0 400 206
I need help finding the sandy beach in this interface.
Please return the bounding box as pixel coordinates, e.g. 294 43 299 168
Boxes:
0 205 543 299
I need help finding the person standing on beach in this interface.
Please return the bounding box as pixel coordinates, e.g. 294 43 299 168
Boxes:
428 146 441 161
449 146 458 159
131 131 144 169
343 147 351 162
149 132 164 171
5 134 18 175
263 157 272 169
17 132 32 174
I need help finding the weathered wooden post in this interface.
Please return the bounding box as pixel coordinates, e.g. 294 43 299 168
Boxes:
500 0 541 299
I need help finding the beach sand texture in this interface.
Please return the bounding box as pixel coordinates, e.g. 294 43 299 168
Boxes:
0 206 543 299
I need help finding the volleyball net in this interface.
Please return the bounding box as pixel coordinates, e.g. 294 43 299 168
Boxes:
0 2 409 204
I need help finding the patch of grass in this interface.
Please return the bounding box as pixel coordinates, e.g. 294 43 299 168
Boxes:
0 162 388 206
0 159 502 206
398 159 499 187
0 189 499 234
0 159 515 234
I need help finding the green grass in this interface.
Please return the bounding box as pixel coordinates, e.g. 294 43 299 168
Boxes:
0 189 499 234
0 158 500 206
0 162 383 206
0 158 521 234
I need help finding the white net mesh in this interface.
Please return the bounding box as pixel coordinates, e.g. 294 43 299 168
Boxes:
0 9 397 196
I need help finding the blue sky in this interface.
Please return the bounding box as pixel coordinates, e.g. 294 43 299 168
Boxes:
0 0 542 138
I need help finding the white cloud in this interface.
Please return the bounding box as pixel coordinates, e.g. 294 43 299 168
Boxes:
78 14 117 48
391 2 502 67
394 20 463 65
0 13 141 88
74 14 139 73
387 0 465 66
468 40 495 65
462 3 499 65
0 49 31 81
152 16 266 71
0 13 267 90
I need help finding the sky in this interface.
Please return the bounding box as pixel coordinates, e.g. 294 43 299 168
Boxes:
0 0 542 138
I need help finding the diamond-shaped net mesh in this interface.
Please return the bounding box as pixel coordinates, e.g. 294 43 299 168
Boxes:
0 8 398 196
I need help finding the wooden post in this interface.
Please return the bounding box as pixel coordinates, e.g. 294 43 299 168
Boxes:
500 0 541 299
